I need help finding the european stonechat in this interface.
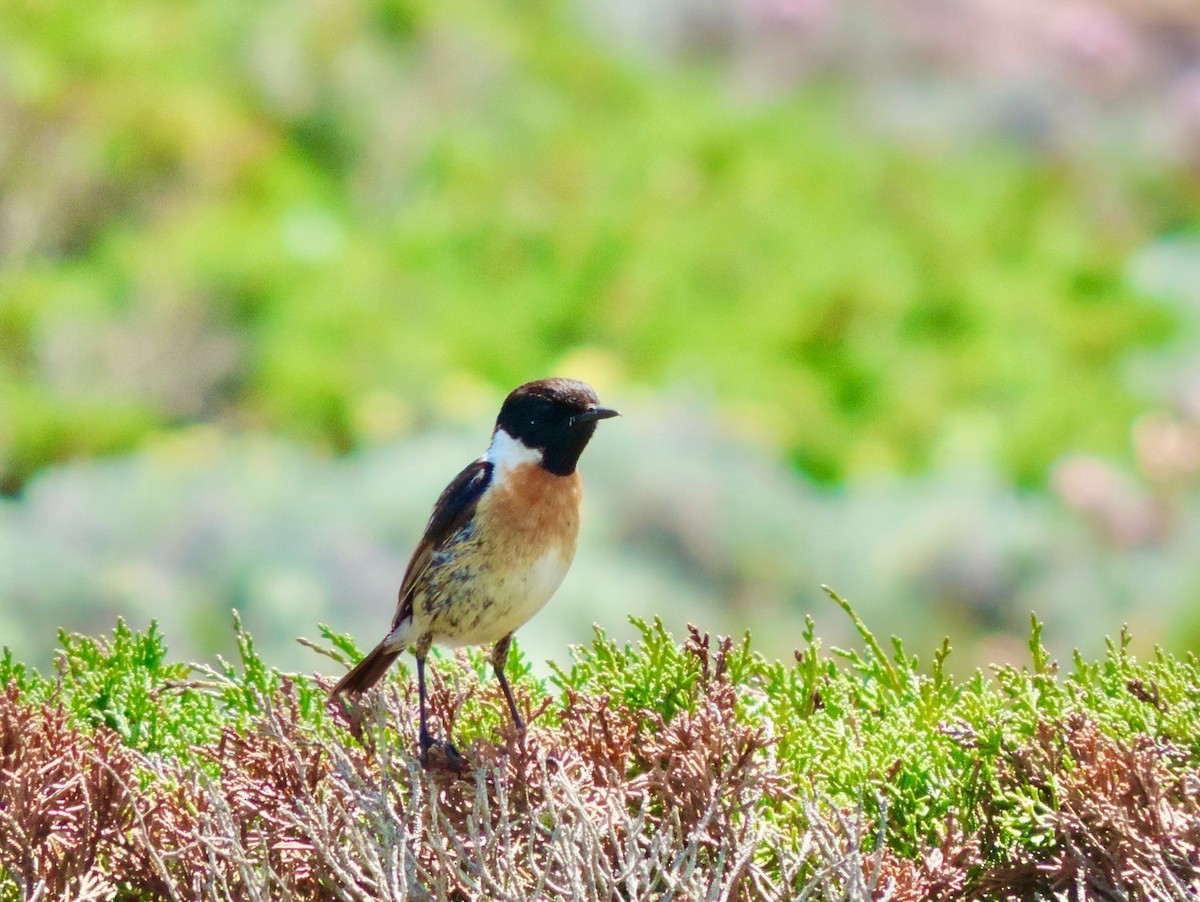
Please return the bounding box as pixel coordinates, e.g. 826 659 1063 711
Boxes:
329 378 618 767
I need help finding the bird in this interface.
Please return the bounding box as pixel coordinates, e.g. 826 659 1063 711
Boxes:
329 377 619 768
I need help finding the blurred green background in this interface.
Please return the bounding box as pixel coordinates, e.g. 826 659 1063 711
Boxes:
2 0 1200 673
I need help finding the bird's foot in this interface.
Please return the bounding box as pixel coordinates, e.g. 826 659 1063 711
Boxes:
419 732 467 773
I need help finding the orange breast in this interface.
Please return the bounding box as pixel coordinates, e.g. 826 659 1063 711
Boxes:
482 463 582 566
413 462 582 646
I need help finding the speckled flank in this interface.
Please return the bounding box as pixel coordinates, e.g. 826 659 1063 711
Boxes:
407 461 581 647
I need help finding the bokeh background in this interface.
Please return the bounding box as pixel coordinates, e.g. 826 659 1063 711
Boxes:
2 0 1200 675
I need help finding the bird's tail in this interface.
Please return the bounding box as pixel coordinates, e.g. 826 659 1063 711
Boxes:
329 642 402 697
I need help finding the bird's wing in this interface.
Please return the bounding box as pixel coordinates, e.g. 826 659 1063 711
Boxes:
391 457 494 632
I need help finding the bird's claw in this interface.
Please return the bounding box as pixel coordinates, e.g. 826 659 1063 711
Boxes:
419 733 467 773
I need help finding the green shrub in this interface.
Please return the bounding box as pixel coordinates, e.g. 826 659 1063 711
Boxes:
3 598 1198 898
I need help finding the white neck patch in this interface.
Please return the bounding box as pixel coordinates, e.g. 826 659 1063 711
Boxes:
486 428 543 472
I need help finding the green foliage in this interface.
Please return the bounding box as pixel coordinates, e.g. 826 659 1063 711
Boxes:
314 623 367 667
212 609 279 723
0 613 339 763
750 596 1200 861
0 0 1180 491
550 616 705 723
4 598 1200 894
0 649 29 696
547 592 1200 864
25 619 220 758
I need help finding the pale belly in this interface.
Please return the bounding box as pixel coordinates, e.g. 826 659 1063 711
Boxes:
420 545 573 646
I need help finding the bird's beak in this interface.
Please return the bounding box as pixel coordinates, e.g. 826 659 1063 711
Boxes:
570 405 620 427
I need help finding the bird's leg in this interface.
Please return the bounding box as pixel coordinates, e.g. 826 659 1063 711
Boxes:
491 633 524 731
416 640 464 771
416 652 434 762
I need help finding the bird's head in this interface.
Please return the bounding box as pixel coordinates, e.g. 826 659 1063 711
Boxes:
490 378 619 476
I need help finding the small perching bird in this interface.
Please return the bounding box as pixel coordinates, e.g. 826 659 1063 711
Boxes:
329 378 619 767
